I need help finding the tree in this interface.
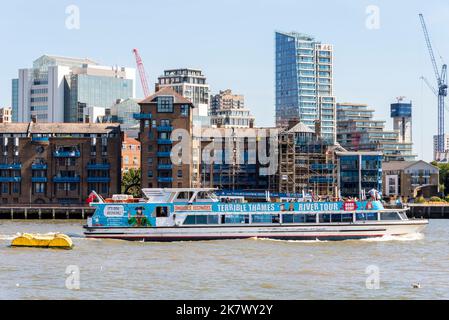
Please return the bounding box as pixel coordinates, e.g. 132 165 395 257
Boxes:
121 169 142 198
431 161 449 196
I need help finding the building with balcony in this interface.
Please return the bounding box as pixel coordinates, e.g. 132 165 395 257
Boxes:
336 151 383 199
337 103 416 161
275 31 336 143
382 160 439 199
0 122 121 206
210 89 255 128
137 87 201 189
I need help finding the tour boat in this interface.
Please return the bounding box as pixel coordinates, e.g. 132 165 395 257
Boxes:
83 188 428 242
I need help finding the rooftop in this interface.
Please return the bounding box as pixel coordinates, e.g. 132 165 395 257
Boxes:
139 87 193 105
382 160 437 171
0 122 120 135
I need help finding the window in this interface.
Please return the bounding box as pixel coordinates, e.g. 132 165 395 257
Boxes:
252 214 280 224
34 183 45 194
380 212 401 221
157 97 174 113
160 119 171 127
223 215 249 224
183 215 219 225
180 105 189 117
283 214 305 223
155 206 169 218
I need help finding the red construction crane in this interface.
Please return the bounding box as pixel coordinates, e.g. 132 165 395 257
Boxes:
132 48 151 98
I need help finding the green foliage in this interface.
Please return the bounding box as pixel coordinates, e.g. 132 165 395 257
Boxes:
432 161 449 196
429 196 442 202
444 195 449 203
121 169 142 198
415 196 426 204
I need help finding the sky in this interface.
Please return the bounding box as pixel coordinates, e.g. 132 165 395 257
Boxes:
0 0 449 161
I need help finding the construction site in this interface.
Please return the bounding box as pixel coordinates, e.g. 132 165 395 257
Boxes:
276 120 341 198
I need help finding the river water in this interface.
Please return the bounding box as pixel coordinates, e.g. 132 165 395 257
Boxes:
0 220 448 300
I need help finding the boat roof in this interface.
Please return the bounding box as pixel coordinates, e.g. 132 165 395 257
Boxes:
141 188 218 203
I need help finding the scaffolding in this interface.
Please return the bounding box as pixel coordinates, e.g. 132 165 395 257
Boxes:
278 129 338 198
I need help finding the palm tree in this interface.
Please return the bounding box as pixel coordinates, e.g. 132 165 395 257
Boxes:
122 169 142 198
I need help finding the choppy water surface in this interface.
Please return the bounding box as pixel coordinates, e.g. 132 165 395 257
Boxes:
0 220 448 300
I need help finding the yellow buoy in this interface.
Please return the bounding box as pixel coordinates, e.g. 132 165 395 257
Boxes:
11 233 73 249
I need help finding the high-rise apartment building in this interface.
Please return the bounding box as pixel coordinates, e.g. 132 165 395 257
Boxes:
11 79 18 122
275 31 336 143
391 100 412 143
433 134 449 162
13 55 135 124
156 68 210 125
337 103 416 161
210 89 255 128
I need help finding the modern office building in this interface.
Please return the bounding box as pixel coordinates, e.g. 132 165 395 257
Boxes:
383 160 439 199
0 107 12 123
137 87 201 189
210 89 255 128
13 55 135 124
156 68 210 125
0 122 122 206
14 55 97 123
336 151 383 199
337 103 416 161
108 98 140 137
275 31 336 143
65 64 135 123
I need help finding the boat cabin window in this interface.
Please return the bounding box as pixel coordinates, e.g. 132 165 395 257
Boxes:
175 192 194 203
319 214 331 223
355 212 377 221
356 212 378 221
196 191 216 202
222 214 249 224
380 211 401 221
183 215 219 225
252 214 280 224
282 214 317 224
155 206 169 218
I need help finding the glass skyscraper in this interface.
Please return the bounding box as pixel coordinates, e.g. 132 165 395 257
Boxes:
11 79 19 122
275 31 336 144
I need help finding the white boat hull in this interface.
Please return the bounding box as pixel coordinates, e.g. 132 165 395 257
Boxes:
84 220 428 242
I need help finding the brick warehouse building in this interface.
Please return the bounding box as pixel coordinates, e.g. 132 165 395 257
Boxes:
0 122 121 206
137 87 201 189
